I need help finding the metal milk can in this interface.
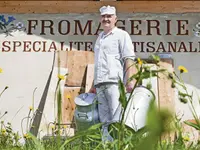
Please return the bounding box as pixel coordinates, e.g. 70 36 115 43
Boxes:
74 93 99 131
124 86 155 132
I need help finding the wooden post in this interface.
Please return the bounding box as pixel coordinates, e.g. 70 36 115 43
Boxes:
157 58 175 111
85 64 94 93
157 57 175 141
100 0 116 1
62 87 83 123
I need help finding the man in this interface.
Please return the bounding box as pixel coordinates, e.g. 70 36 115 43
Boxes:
90 5 137 141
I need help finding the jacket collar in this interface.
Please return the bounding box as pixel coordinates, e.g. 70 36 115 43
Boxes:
102 27 117 38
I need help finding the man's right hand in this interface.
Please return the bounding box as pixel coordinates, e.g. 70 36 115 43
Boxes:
89 87 96 94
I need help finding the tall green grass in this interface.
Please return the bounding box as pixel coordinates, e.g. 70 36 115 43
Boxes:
0 54 200 149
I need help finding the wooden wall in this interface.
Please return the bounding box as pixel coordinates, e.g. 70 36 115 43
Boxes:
0 1 200 13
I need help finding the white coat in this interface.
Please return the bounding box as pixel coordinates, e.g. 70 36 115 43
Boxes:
94 27 136 86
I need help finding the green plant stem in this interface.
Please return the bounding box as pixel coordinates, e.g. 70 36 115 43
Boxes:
121 66 143 124
179 75 200 124
21 116 30 135
54 79 60 120
32 87 37 114
175 73 200 129
0 86 8 99
26 110 31 132
118 66 143 150
57 86 62 133
57 50 62 148
0 111 7 120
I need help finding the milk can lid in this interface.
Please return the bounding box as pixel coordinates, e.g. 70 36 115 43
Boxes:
74 93 96 106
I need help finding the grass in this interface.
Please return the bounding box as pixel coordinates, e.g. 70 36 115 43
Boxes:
0 54 200 150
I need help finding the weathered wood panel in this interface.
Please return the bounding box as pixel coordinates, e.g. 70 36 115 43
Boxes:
85 64 95 93
65 51 94 87
157 59 176 141
1 1 200 13
62 87 84 123
157 60 175 112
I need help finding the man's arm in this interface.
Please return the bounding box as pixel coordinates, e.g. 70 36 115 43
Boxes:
124 58 137 93
119 31 137 93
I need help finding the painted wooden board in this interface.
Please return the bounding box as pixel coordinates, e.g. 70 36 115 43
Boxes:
1 1 200 13
62 87 84 123
85 64 95 93
157 60 176 141
157 61 175 112
65 51 94 87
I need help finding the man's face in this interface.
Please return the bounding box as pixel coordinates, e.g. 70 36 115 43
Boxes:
100 14 117 29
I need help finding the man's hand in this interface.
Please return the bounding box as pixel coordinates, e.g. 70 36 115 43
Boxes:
89 87 96 94
126 81 135 93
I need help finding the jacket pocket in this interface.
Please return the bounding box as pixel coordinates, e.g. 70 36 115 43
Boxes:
107 54 123 80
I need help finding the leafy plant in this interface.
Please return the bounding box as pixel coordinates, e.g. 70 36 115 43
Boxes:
1 54 200 150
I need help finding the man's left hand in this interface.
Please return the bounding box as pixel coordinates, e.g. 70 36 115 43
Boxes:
126 82 135 93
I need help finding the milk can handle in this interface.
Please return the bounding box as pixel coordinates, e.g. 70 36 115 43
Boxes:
78 112 88 119
82 93 89 100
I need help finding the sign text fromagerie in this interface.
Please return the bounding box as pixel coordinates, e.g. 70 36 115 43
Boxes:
0 13 200 53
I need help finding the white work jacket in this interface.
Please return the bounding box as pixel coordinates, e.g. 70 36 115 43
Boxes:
94 27 135 86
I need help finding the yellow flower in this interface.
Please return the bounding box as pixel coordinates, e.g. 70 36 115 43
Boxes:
137 58 143 65
29 106 33 111
178 66 188 73
1 129 6 133
183 135 190 141
63 125 68 129
66 95 71 99
58 74 65 80
0 68 3 73
23 134 28 138
51 125 55 130
23 134 31 139
161 140 167 144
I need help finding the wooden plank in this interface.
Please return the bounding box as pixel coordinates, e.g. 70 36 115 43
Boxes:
0 1 200 13
100 0 116 1
62 87 84 123
85 64 94 93
182 119 200 142
157 60 175 111
157 59 175 141
65 51 94 87
55 51 68 68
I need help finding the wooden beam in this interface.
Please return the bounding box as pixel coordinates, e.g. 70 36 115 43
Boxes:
157 59 175 111
65 51 94 87
0 1 200 13
100 0 116 1
62 87 83 123
157 59 176 141
85 64 94 93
